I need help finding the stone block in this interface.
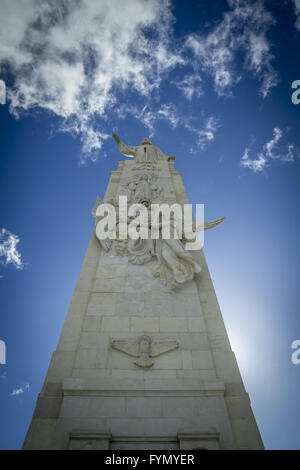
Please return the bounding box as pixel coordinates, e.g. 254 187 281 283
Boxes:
79 332 102 349
225 395 252 420
101 316 130 332
71 368 112 379
47 351 76 381
74 349 98 369
142 369 177 380
131 316 159 332
187 316 206 332
111 369 144 380
88 293 117 314
75 279 94 292
182 350 193 370
60 396 126 419
125 397 163 418
191 350 215 370
180 332 210 350
209 334 232 351
212 351 243 382
176 370 217 381
70 291 90 305
96 264 126 279
23 419 57 450
93 277 125 293
82 316 101 332
171 293 202 316
162 397 197 418
144 291 173 316
154 350 183 369
33 396 62 419
159 317 188 333
115 292 145 316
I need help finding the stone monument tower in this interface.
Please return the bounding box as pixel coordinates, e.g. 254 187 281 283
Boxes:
23 135 264 450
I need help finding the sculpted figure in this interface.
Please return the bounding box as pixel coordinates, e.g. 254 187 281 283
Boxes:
93 196 224 291
152 214 202 290
125 173 163 205
112 133 176 162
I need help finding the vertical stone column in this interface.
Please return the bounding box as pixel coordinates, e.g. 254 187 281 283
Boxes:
23 156 264 450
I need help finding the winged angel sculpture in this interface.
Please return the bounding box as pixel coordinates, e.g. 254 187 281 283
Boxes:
110 335 179 368
92 196 224 291
92 134 224 290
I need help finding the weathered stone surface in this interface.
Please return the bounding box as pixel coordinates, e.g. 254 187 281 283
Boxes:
23 146 264 450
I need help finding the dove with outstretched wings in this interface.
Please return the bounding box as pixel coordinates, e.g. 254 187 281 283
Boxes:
110 335 179 368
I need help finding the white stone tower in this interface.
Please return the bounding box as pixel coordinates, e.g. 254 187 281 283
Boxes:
23 136 264 450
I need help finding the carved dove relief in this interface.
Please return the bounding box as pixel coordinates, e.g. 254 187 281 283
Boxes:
110 334 179 368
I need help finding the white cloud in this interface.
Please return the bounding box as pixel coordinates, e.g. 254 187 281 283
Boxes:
117 102 181 137
292 0 300 30
118 102 219 152
0 0 182 162
0 0 281 160
241 147 268 173
241 127 296 172
0 228 24 270
173 74 203 100
187 116 220 152
185 0 278 98
264 126 282 159
283 144 296 162
157 104 180 128
11 381 30 396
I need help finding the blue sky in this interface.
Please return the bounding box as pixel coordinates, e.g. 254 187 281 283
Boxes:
0 0 300 450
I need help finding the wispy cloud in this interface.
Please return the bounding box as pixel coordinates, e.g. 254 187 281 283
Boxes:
11 381 30 397
264 126 282 159
241 127 297 172
184 0 278 98
0 372 7 380
138 103 181 136
117 102 219 152
187 116 220 153
115 102 180 137
0 228 24 270
173 74 203 101
241 147 268 173
0 0 182 162
292 0 300 30
0 0 281 161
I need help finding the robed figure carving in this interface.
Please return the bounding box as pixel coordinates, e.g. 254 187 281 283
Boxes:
92 198 224 292
112 133 176 162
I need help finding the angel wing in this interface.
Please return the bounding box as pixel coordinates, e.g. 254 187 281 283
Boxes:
110 338 140 358
195 217 225 232
150 339 180 358
92 196 103 219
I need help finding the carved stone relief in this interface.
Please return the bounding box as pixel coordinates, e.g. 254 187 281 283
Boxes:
119 173 164 205
110 335 180 368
